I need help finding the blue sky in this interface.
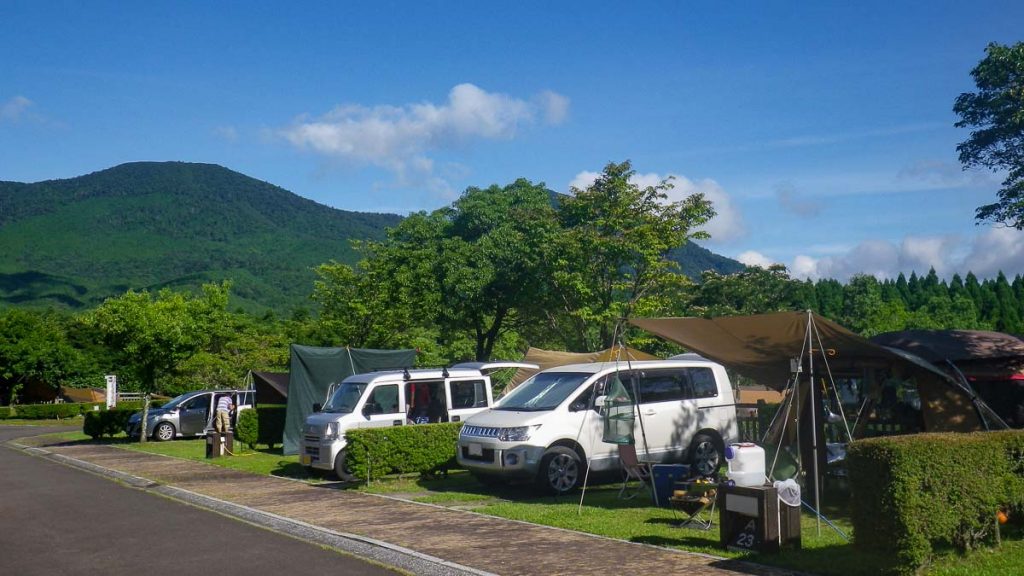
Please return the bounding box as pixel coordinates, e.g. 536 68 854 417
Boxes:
2 1 1022 281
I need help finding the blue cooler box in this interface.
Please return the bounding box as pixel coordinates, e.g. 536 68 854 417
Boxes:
652 464 691 507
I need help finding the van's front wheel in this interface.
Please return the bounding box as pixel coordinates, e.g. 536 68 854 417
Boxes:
536 446 583 495
334 450 357 482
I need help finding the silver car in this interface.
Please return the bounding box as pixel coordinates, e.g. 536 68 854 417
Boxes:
125 389 254 441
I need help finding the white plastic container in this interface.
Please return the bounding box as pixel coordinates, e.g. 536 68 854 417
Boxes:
726 442 766 487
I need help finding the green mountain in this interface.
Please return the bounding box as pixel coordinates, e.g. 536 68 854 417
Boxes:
0 162 401 312
0 161 744 313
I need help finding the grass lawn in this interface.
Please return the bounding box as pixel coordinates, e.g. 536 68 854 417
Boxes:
22 431 1022 575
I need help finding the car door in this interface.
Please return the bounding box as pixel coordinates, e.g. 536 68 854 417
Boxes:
358 383 406 429
445 378 491 422
179 393 211 436
634 368 693 462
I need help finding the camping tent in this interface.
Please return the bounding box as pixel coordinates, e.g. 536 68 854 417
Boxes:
872 330 1024 428
283 345 417 455
505 345 658 392
630 311 994 433
630 311 1008 534
248 370 289 405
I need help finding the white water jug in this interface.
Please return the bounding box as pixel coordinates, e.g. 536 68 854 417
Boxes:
725 442 766 487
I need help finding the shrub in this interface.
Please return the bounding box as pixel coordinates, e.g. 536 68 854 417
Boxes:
234 405 286 449
0 406 10 419
344 422 463 480
83 408 137 439
848 430 1024 574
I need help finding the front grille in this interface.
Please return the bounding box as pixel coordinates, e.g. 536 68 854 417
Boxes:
461 425 501 439
304 446 320 457
304 434 320 444
461 446 496 462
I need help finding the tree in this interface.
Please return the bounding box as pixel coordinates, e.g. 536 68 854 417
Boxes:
551 161 714 350
316 179 559 361
692 265 803 317
86 282 231 441
0 309 91 406
954 42 1024 228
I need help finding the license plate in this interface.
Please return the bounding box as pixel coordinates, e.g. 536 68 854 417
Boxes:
468 443 483 457
300 454 312 465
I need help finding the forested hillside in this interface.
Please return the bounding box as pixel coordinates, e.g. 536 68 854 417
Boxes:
0 162 744 314
0 162 402 311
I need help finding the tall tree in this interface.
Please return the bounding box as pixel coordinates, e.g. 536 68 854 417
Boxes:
86 282 231 441
954 42 1024 228
552 161 714 350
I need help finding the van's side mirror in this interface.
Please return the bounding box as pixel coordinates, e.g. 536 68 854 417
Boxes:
362 404 373 419
594 395 607 412
312 403 322 413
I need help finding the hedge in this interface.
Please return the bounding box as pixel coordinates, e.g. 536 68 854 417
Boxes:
83 408 136 439
344 422 463 480
848 430 1024 574
0 400 164 420
234 405 286 449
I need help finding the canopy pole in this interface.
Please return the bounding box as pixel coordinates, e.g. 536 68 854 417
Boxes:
806 310 821 537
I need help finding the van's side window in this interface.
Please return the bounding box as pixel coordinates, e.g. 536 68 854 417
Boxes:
637 368 718 403
451 380 487 409
689 368 718 398
366 385 401 415
568 376 609 412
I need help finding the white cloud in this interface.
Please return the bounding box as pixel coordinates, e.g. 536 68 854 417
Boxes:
279 83 568 191
737 251 776 268
0 95 34 122
787 229 1022 281
567 170 746 243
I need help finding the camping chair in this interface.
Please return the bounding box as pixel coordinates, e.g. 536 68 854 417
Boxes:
617 443 653 500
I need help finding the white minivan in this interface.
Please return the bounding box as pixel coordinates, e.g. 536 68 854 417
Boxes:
457 358 739 494
300 362 535 479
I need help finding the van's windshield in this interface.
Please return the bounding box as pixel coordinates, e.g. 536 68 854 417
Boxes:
495 372 590 411
160 392 197 411
323 382 368 413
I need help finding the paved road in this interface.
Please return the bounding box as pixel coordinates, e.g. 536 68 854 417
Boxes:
0 426 400 576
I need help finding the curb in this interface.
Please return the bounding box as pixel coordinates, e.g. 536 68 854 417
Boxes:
10 441 495 576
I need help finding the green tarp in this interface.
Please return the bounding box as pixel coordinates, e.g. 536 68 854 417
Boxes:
283 344 416 455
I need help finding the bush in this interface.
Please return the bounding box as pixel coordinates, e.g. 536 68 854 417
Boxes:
234 405 286 449
344 422 463 480
83 408 137 439
848 430 1024 574
0 406 10 419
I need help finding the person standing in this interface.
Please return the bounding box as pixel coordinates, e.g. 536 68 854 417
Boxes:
215 394 234 433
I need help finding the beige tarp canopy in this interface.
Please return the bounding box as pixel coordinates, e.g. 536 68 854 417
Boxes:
506 345 658 391
630 311 989 432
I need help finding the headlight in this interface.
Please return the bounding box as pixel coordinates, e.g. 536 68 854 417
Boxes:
322 422 342 441
498 425 540 442
129 414 140 423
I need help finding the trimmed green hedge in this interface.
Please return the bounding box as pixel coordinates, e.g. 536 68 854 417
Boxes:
234 405 286 449
848 430 1024 574
344 422 463 480
0 400 164 420
83 408 136 439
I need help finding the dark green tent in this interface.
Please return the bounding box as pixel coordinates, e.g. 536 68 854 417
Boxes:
283 344 416 455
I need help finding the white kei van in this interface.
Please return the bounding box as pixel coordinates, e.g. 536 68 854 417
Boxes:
457 358 739 494
300 362 535 479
